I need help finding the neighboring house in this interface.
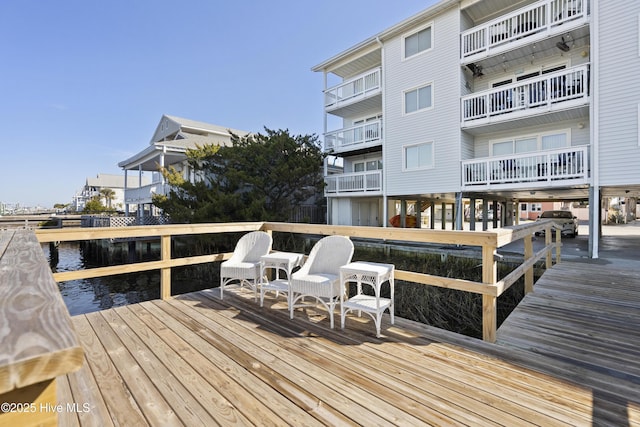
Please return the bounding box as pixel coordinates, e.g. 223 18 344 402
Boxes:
118 115 248 218
73 173 149 212
313 0 640 257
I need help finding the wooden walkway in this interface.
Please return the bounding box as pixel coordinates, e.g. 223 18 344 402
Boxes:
497 261 640 426
57 264 640 426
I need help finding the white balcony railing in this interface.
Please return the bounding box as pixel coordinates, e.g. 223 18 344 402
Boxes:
462 146 588 187
124 182 167 204
324 120 382 153
462 0 588 59
462 65 589 125
324 68 381 110
325 170 383 195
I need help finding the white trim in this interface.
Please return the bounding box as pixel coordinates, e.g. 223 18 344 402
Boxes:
401 21 434 61
402 141 435 171
403 82 434 115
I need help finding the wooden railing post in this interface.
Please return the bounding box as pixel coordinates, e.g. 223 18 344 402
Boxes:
160 234 171 300
545 225 553 268
555 229 562 264
482 244 498 342
524 234 534 294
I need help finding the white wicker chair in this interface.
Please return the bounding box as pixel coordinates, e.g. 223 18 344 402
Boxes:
289 235 354 328
220 231 272 300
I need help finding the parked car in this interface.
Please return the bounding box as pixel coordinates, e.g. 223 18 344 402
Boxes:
477 208 500 221
535 210 579 237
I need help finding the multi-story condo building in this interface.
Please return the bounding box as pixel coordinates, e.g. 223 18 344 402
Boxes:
313 0 640 257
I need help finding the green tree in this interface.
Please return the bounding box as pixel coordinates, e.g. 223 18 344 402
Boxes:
99 188 116 209
153 128 325 223
83 196 107 213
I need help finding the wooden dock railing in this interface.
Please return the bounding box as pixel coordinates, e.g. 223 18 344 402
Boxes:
33 220 561 342
0 230 84 427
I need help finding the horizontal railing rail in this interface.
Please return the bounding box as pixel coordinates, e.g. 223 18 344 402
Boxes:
324 68 381 110
462 64 589 124
325 170 383 195
462 146 588 186
462 0 588 59
34 220 562 342
324 120 382 153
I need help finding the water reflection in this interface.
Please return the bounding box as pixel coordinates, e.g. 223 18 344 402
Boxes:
42 242 160 316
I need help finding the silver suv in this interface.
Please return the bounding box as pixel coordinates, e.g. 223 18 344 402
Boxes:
535 210 579 238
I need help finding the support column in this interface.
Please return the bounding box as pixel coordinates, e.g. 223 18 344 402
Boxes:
482 199 489 230
383 195 389 228
429 201 434 229
137 164 143 221
124 169 129 217
589 186 600 258
492 200 498 228
470 197 476 231
455 192 463 230
441 202 446 230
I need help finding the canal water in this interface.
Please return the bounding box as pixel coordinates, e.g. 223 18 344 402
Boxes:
42 242 164 316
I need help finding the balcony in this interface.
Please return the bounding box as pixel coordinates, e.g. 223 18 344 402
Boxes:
462 146 588 189
324 120 382 154
461 65 589 128
461 0 588 62
324 68 382 116
124 181 167 204
325 170 382 196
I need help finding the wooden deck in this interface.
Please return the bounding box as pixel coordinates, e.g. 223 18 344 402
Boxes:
57 263 640 426
497 261 640 426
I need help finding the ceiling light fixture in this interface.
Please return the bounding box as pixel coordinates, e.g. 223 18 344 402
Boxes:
466 63 484 77
556 37 570 52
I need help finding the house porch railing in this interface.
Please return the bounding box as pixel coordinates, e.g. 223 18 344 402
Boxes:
325 170 383 195
124 182 168 204
461 0 588 59
324 119 382 153
462 145 588 187
461 64 589 125
324 68 381 110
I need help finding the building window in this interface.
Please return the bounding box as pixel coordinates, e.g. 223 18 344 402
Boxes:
404 84 433 114
404 25 432 59
404 142 434 170
353 159 382 172
491 130 570 156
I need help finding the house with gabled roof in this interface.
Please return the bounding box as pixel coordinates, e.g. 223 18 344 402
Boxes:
73 173 150 212
118 114 249 218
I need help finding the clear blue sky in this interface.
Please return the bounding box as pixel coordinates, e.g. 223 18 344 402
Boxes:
0 0 435 208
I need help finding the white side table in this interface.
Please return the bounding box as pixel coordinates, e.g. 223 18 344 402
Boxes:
259 252 304 308
340 261 394 337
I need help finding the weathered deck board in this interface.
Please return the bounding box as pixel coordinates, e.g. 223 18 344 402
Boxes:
497 261 640 426
57 273 640 425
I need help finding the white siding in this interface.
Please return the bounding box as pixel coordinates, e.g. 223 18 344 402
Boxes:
597 2 640 186
384 6 462 196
